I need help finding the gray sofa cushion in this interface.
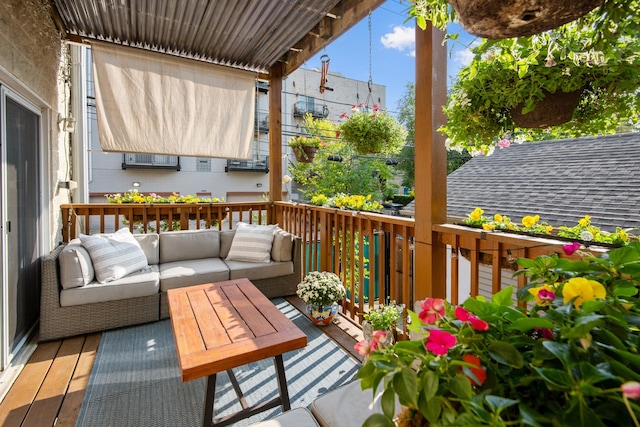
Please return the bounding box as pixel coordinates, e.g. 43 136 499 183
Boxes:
219 230 235 259
225 259 293 281
271 229 293 262
134 233 160 265
159 258 229 292
159 229 220 263
59 239 95 289
60 265 159 307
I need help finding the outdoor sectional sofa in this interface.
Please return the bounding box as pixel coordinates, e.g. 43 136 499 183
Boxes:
39 225 302 341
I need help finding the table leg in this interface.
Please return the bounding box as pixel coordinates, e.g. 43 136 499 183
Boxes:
273 354 291 411
203 373 217 427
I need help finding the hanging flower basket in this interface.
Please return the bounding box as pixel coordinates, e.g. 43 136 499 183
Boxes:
288 135 324 163
294 146 318 163
448 0 604 39
338 104 408 155
510 88 583 128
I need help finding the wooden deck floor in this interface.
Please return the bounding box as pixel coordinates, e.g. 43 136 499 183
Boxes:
0 297 362 427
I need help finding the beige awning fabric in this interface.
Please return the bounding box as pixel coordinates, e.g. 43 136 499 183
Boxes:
91 43 255 159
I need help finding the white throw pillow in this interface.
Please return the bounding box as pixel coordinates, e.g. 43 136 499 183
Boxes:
80 228 149 283
225 222 277 263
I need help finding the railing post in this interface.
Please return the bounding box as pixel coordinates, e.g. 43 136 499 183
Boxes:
319 210 330 271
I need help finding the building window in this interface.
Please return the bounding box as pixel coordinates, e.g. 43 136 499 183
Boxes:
197 158 211 172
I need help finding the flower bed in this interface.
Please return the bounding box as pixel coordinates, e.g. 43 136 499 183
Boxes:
461 207 637 247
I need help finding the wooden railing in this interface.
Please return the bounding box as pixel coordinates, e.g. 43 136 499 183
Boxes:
59 201 609 336
60 202 272 241
273 202 415 335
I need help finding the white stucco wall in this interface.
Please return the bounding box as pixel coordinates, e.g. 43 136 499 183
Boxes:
0 0 66 248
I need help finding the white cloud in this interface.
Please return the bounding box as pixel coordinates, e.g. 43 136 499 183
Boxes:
453 48 474 68
380 26 415 55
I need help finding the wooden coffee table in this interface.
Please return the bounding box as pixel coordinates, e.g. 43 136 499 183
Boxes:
167 278 307 427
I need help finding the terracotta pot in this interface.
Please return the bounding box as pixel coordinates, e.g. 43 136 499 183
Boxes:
448 0 604 39
510 88 583 128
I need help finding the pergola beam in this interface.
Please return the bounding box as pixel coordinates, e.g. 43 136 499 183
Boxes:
281 0 386 76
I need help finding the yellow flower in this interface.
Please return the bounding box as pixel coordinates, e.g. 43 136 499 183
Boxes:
507 223 515 230
522 215 539 228
482 223 496 231
529 284 556 306
545 225 553 233
469 207 484 221
494 213 503 222
562 277 606 308
579 215 591 227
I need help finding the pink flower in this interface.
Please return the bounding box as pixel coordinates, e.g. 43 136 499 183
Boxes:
426 329 456 355
354 330 390 357
622 382 640 399
497 139 511 149
358 102 365 108
562 242 581 256
339 112 349 119
538 289 555 304
419 298 445 324
354 339 371 356
373 103 381 111
545 58 557 67
455 306 490 331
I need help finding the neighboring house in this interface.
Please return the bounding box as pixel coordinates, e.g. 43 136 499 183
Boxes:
86 62 387 203
401 132 640 301
402 132 640 232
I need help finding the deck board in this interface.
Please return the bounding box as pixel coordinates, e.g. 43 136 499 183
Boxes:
55 334 101 427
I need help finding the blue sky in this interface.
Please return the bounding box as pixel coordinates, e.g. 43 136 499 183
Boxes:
303 0 477 115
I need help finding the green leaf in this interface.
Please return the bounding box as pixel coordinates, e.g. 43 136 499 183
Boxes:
608 246 640 265
518 404 545 427
533 367 574 390
542 341 573 367
421 370 438 401
488 341 524 368
380 386 396 419
485 395 518 412
421 395 442 423
393 368 418 407
491 286 514 306
449 373 473 400
363 413 395 427
508 317 555 332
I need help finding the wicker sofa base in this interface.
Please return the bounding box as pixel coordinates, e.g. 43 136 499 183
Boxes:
42 233 303 340
40 245 160 341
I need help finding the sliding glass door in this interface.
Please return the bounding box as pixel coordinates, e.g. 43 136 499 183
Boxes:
0 86 42 369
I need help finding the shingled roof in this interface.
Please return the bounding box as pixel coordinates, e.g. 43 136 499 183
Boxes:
402 132 640 232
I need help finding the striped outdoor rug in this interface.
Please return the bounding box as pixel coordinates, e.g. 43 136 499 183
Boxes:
76 298 360 427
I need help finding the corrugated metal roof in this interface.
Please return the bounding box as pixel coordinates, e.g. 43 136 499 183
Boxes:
49 0 385 75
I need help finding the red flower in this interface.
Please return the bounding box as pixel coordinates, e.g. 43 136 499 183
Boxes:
339 112 349 119
460 354 487 386
419 298 445 324
455 306 489 331
426 329 456 355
